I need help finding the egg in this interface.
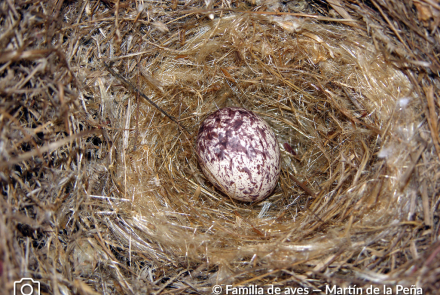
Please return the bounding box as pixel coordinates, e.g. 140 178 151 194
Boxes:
196 107 281 202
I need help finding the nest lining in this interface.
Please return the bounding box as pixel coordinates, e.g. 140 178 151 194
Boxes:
106 8 420 286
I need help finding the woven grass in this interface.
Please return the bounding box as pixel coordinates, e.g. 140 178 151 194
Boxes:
1 0 440 294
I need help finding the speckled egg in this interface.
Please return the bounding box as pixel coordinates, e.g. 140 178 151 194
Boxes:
196 107 281 202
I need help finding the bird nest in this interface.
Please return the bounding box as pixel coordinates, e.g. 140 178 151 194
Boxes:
1 0 440 294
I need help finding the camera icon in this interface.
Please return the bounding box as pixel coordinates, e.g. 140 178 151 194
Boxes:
14 278 40 295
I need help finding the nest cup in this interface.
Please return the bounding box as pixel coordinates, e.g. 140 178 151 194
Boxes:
123 8 417 281
2 0 440 294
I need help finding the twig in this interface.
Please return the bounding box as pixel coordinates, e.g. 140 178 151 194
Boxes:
398 144 426 191
173 8 359 24
102 61 191 136
424 86 440 161
324 89 382 135
371 0 412 54
289 174 317 198
132 62 141 152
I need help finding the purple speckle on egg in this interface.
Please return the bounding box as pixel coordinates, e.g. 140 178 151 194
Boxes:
196 107 281 202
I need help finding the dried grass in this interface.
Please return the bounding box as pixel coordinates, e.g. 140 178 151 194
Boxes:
1 0 440 294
